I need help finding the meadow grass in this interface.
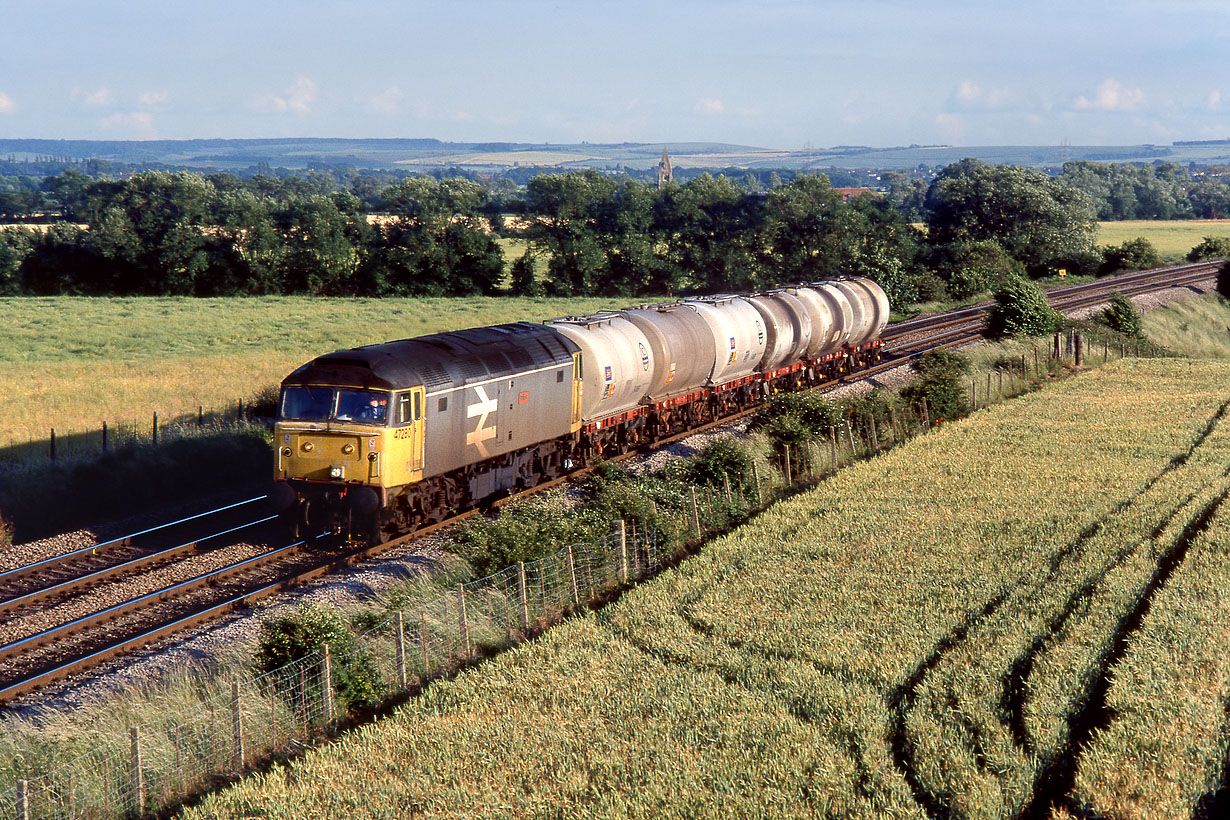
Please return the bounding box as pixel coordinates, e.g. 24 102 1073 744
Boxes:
1095 219 1230 260
0 295 623 446
1141 292 1230 359
180 358 1230 819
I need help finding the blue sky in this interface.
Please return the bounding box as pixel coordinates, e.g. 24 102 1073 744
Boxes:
0 0 1226 148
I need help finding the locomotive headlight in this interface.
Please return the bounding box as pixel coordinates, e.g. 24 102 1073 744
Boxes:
330 466 344 479
302 442 315 453
341 443 355 455
368 452 378 462
281 447 293 458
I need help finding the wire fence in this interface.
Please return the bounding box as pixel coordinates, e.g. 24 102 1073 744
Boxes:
0 400 272 466
0 516 681 820
0 332 1148 819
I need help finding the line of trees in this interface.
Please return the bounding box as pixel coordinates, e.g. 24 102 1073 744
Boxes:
1 158 1223 306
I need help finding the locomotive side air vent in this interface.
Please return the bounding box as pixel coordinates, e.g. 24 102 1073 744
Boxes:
457 356 489 381
417 363 453 390
505 347 535 369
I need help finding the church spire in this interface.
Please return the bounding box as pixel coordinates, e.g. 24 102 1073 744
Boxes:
657 146 673 189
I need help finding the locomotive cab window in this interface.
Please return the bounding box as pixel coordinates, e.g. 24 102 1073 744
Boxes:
396 392 423 425
280 387 391 424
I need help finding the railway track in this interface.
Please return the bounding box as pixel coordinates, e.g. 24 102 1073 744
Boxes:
0 261 1219 707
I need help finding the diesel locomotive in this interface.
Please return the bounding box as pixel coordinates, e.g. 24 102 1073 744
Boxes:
270 278 890 542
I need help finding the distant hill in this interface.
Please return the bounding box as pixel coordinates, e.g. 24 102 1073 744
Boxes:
1 137 1229 172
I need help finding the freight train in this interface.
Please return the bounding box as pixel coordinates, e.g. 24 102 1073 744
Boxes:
270 278 890 542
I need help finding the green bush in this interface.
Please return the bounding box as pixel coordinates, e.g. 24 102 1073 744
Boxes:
911 271 950 303
253 604 385 713
1100 293 1144 338
688 437 756 488
751 392 844 440
1099 237 1161 275
940 240 1026 300
450 492 609 577
986 275 1063 338
900 349 971 422
1188 236 1230 263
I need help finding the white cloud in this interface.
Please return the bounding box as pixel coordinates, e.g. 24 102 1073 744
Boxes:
1208 90 1223 111
951 80 1012 110
694 97 726 115
1074 79 1144 111
73 87 112 108
366 86 402 115
101 112 156 138
139 90 169 107
0 92 14 114
261 77 316 115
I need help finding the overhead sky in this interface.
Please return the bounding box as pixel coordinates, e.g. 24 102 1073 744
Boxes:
1 0 1226 148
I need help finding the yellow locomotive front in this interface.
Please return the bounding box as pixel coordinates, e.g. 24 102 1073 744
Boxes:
272 382 425 541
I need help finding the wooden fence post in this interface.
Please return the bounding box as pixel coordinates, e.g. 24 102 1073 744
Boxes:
867 416 878 452
566 545 580 606
49 428 56 461
16 779 27 820
722 472 731 504
845 420 857 457
516 561 530 631
921 398 931 429
231 675 244 769
321 644 334 720
102 420 108 453
130 726 145 814
783 447 792 485
828 426 838 468
456 585 471 659
617 522 628 584
420 611 429 679
396 611 407 689
689 486 701 537
971 378 977 411
152 412 159 447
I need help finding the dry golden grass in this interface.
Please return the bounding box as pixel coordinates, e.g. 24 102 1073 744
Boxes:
0 295 621 447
